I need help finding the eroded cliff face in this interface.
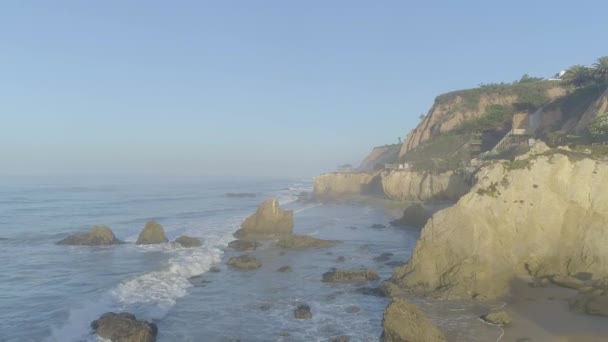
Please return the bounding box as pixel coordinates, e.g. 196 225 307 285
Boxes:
388 149 608 300
358 144 400 172
313 172 382 199
380 170 469 201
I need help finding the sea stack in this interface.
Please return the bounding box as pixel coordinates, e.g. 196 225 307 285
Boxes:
235 198 293 238
57 225 123 246
136 221 168 245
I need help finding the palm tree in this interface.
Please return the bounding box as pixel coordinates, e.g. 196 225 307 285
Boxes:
592 56 608 83
561 65 593 88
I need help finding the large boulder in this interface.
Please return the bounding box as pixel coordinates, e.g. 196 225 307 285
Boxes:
227 254 262 270
228 239 258 251
235 199 293 238
390 204 431 228
480 311 512 327
174 235 202 248
57 226 123 246
275 235 337 249
136 221 168 245
382 299 446 342
322 269 379 283
294 304 312 319
91 312 157 342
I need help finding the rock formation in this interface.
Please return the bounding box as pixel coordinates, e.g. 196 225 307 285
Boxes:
294 304 312 319
381 298 446 342
358 144 400 172
275 235 337 249
480 311 512 327
136 221 168 245
322 269 379 283
235 199 293 238
390 204 431 228
313 172 382 199
228 239 258 251
174 235 202 248
57 225 123 246
91 312 157 342
380 170 469 201
277 265 292 273
388 149 608 300
227 254 262 270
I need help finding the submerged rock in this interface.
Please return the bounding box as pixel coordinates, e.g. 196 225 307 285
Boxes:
382 299 446 342
57 225 123 246
135 221 168 245
225 193 257 198
551 275 585 289
390 203 431 228
345 305 361 313
235 199 293 238
209 266 221 273
570 292 608 317
276 235 337 249
91 312 157 342
294 304 312 319
480 311 512 327
322 269 379 283
331 336 350 342
277 265 293 273
227 254 262 270
336 256 346 262
174 235 202 248
373 252 394 262
228 239 258 251
370 224 386 229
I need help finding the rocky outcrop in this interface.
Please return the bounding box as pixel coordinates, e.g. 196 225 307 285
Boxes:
277 265 292 273
58 226 123 246
359 144 400 172
322 269 379 283
235 199 293 238
91 312 157 342
313 172 382 199
380 170 469 201
275 235 337 249
136 221 168 245
174 235 202 248
228 240 258 251
574 87 608 133
390 204 431 228
570 291 608 317
480 311 512 327
388 149 608 300
382 298 446 342
227 254 262 270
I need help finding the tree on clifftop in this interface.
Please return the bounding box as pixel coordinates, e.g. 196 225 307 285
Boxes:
562 65 593 88
593 56 608 83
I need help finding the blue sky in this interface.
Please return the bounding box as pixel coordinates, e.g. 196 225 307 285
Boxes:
1 1 606 179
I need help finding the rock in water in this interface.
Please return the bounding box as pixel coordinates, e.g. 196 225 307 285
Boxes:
227 254 262 270
390 204 431 228
551 275 585 289
480 311 512 327
277 265 292 273
322 269 379 283
228 239 258 251
275 235 337 249
235 199 293 238
174 235 202 248
135 221 168 245
570 292 608 317
331 336 350 342
57 225 123 246
91 312 157 342
294 304 312 319
382 299 446 342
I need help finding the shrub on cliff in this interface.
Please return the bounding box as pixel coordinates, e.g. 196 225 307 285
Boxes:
588 112 608 141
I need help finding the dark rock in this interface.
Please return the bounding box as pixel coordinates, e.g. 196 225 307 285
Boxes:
569 292 608 317
345 306 361 314
336 256 346 262
390 204 431 228
551 275 585 289
236 199 293 238
294 304 312 319
91 312 157 342
480 311 512 327
370 224 386 229
296 191 315 203
228 240 257 251
279 251 286 256
227 254 262 270
225 193 257 198
174 235 202 248
276 235 337 249
277 265 293 273
322 269 379 283
373 252 394 262
385 260 405 267
57 225 123 246
135 221 168 245
355 287 384 297
209 266 221 273
382 299 446 342
258 303 272 311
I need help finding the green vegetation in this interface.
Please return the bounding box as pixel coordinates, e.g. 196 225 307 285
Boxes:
562 56 608 88
503 159 531 171
588 112 608 141
402 134 473 173
476 182 500 197
456 104 513 133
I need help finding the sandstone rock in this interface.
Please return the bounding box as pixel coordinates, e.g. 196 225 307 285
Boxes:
382 298 446 342
480 311 512 327
390 204 431 228
277 265 292 273
235 199 293 238
294 304 312 319
228 240 257 251
135 221 168 245
551 275 585 289
378 281 404 298
227 255 262 270
570 293 608 317
381 170 470 202
57 225 123 246
91 312 157 342
359 144 401 172
322 269 379 283
313 172 382 199
174 235 202 248
389 153 608 299
276 235 337 249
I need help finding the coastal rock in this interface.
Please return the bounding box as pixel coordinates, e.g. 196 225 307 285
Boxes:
480 311 512 327
389 151 608 299
370 224 386 229
58 225 123 246
551 275 585 289
390 204 431 228
174 235 202 248
276 235 337 249
91 312 157 342
336 256 346 262
294 304 312 319
235 199 293 238
345 305 361 313
380 170 469 202
209 266 221 273
359 144 401 172
227 254 262 270
228 240 258 251
135 221 168 245
382 298 446 342
373 253 394 262
313 171 382 199
570 292 608 317
277 265 292 273
322 269 379 283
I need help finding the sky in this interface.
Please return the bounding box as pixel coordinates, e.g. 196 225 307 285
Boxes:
1 1 606 180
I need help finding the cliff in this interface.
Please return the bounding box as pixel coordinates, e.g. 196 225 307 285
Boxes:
358 144 400 172
313 172 382 199
387 146 608 300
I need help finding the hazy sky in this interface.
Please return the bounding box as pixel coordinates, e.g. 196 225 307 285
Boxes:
1 1 606 179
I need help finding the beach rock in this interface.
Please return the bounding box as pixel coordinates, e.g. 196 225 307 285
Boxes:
227 254 262 270
480 311 512 327
235 199 293 238
135 221 168 245
389 152 608 299
91 312 157 342
294 304 312 319
57 225 123 246
551 275 585 289
373 252 393 262
322 269 379 283
313 171 382 199
331 336 350 342
345 305 361 313
570 292 608 317
390 204 431 228
276 235 337 249
228 240 257 251
277 265 292 273
174 235 202 248
382 298 446 342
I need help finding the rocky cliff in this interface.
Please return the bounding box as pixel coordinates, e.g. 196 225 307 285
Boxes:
358 144 400 172
387 147 608 300
313 172 382 199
